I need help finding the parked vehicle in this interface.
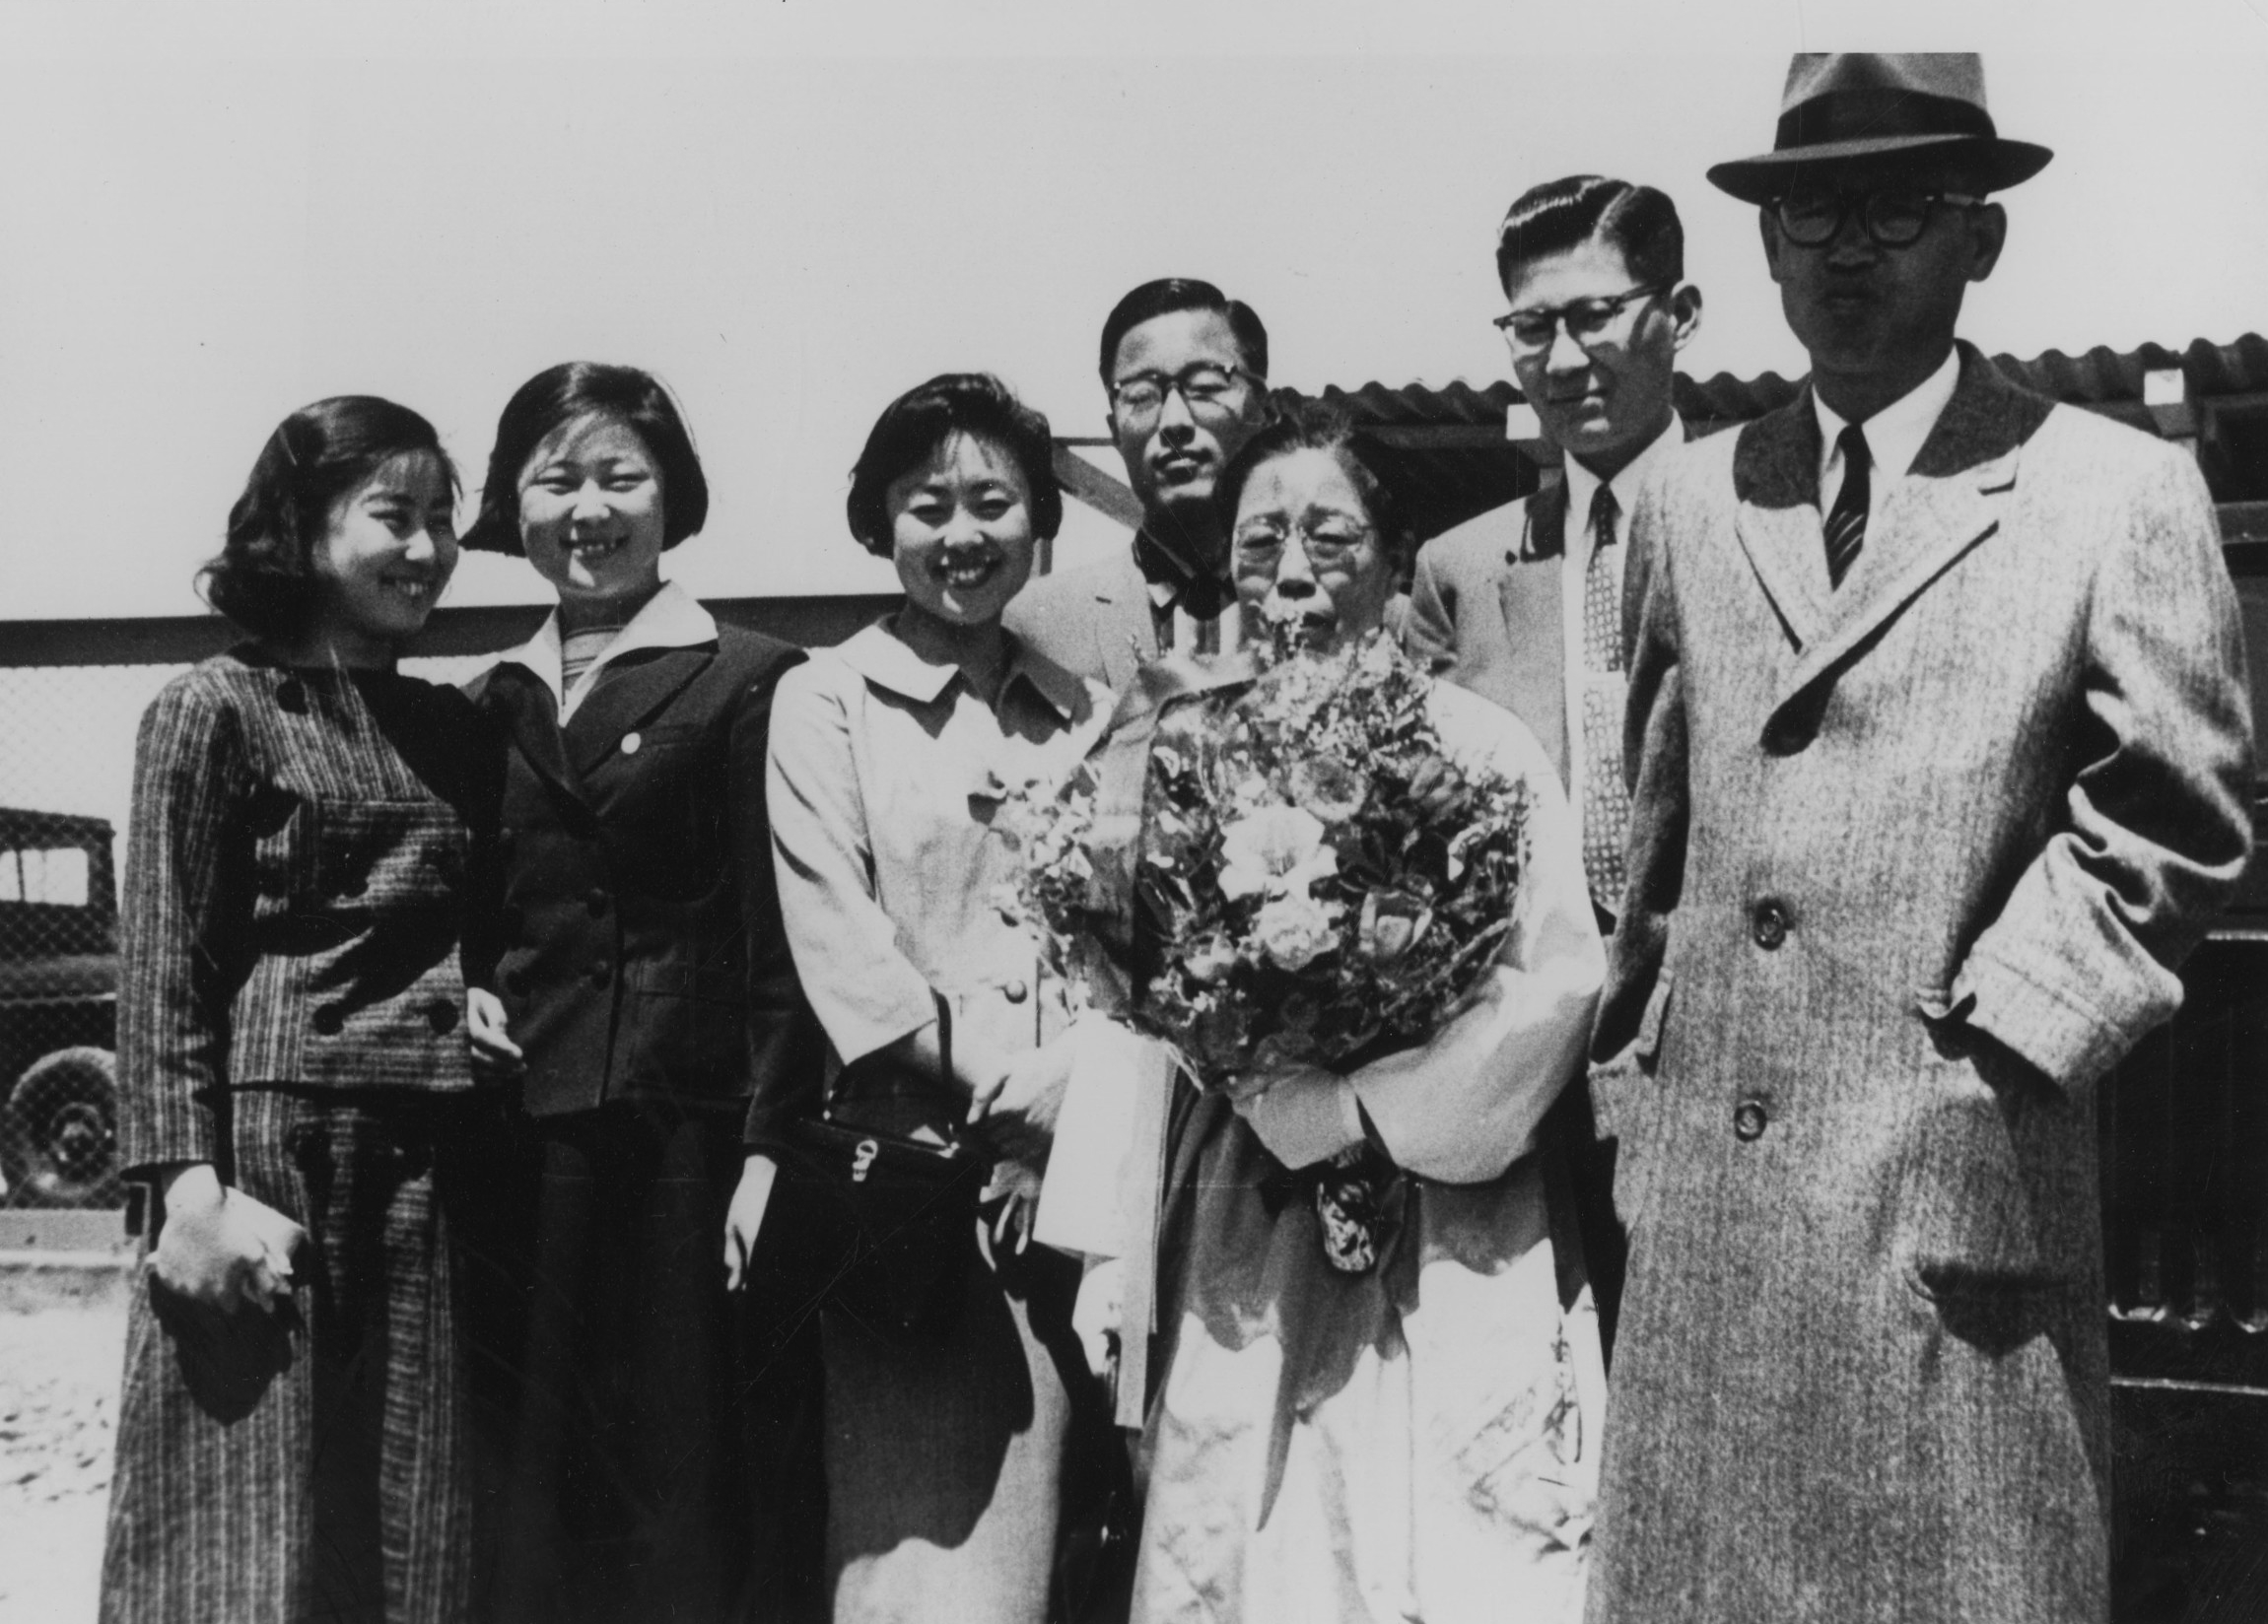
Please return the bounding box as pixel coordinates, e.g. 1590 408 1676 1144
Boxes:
0 807 119 1207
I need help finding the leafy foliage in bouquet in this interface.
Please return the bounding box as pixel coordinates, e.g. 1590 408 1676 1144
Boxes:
1000 630 1529 1092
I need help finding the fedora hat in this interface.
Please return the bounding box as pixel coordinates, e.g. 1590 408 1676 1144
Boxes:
1707 53 2052 204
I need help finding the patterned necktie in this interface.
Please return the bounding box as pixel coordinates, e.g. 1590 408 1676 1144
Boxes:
1579 483 1630 914
1824 422 1871 588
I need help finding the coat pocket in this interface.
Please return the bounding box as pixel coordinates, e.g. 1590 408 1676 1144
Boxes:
1587 970 1671 1143
1895 1013 2083 1307
277 796 468 917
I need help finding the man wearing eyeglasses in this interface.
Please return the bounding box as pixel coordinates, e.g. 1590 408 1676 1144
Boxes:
1404 175 1700 1367
1408 174 1701 932
1006 277 1271 692
1588 55 2253 1624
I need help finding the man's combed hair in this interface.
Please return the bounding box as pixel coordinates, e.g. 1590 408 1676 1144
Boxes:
1495 174 1684 293
1097 278 1270 385
200 395 457 644
844 372 1063 559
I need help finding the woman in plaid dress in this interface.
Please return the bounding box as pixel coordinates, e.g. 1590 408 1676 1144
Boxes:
100 397 501 1624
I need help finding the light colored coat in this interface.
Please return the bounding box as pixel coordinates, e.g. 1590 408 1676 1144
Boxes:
1589 347 2254 1624
1003 545 1158 694
1404 479 1577 787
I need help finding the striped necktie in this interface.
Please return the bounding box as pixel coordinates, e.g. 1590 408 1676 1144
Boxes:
1824 422 1870 588
1579 483 1630 914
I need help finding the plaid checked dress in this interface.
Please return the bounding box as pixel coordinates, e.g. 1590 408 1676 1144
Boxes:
101 650 501 1624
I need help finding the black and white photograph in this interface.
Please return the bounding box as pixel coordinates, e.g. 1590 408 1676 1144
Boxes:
1 2 2264 1620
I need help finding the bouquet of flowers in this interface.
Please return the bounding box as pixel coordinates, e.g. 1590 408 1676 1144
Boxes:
1000 630 1530 1097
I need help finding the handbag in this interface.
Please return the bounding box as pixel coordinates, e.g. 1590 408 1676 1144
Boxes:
782 995 993 1339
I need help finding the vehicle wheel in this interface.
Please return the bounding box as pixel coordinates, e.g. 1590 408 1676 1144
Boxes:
3 1047 121 1208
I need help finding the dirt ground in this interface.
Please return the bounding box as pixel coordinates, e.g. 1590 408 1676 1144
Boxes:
0 1302 122 1624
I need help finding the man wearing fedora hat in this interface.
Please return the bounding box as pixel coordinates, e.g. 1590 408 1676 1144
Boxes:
1588 53 2253 1622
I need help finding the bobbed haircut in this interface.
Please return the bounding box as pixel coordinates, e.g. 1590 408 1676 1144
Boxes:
844 372 1063 559
1096 278 1270 386
1494 174 1684 294
1211 401 1412 571
461 361 709 554
200 395 457 644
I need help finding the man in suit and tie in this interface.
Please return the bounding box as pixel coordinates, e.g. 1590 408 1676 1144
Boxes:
1408 174 1701 921
1405 176 1702 1351
1589 55 2253 1623
1006 278 1271 691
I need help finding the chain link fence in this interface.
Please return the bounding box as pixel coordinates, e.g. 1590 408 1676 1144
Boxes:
0 599 883 1211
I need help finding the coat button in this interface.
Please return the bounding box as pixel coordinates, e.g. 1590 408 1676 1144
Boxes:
505 968 531 996
336 875 368 900
1001 979 1029 1004
1734 1100 1768 1141
311 1005 346 1036
1751 899 1790 951
276 678 307 713
427 999 458 1035
620 732 642 756
587 959 612 987
584 887 611 916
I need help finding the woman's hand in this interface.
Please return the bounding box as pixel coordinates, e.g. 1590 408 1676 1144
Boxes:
147 1163 305 1314
1072 1257 1126 1383
966 1026 1079 1164
985 1157 1045 1257
722 1153 779 1294
1230 1063 1365 1171
465 988 524 1081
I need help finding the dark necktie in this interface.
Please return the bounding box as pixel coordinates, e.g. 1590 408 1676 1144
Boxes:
1824 422 1870 588
1579 484 1630 913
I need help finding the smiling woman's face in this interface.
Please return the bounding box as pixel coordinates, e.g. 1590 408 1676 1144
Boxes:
307 450 458 661
886 432 1037 630
515 413 667 605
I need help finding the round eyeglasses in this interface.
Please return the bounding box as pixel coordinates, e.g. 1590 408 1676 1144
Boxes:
1774 187 1984 248
1231 517 1376 574
1108 364 1258 425
1492 282 1671 358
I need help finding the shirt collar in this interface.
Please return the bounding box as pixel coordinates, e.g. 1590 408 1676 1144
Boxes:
1560 414 1682 548
494 578 717 714
1134 528 1233 619
1813 346 1961 487
836 619 1092 722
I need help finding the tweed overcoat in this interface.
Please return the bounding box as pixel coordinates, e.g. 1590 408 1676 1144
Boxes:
1586 347 2254 1624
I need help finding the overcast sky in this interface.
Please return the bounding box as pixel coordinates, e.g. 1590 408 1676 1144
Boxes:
5 0 2265 621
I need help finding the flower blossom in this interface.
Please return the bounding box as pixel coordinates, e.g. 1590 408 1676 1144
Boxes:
1218 804 1338 901
1253 893 1341 972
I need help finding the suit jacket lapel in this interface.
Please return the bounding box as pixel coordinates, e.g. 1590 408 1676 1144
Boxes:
1731 398 1832 652
564 643 715 777
485 662 590 814
1496 493 1569 786
1770 347 2052 718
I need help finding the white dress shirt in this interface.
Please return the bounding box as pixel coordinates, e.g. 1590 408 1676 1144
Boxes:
1557 415 1682 858
491 578 718 722
1813 346 1962 551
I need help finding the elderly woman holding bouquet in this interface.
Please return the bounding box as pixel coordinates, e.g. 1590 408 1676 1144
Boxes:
1045 405 1608 1624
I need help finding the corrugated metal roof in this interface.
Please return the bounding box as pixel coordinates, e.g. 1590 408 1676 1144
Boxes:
1271 334 2268 541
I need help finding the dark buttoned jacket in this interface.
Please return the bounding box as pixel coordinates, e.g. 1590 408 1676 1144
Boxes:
472 627 820 1136
118 651 500 1176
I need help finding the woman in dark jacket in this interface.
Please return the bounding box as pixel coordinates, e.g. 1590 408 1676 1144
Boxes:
102 396 498 1624
460 361 822 1624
